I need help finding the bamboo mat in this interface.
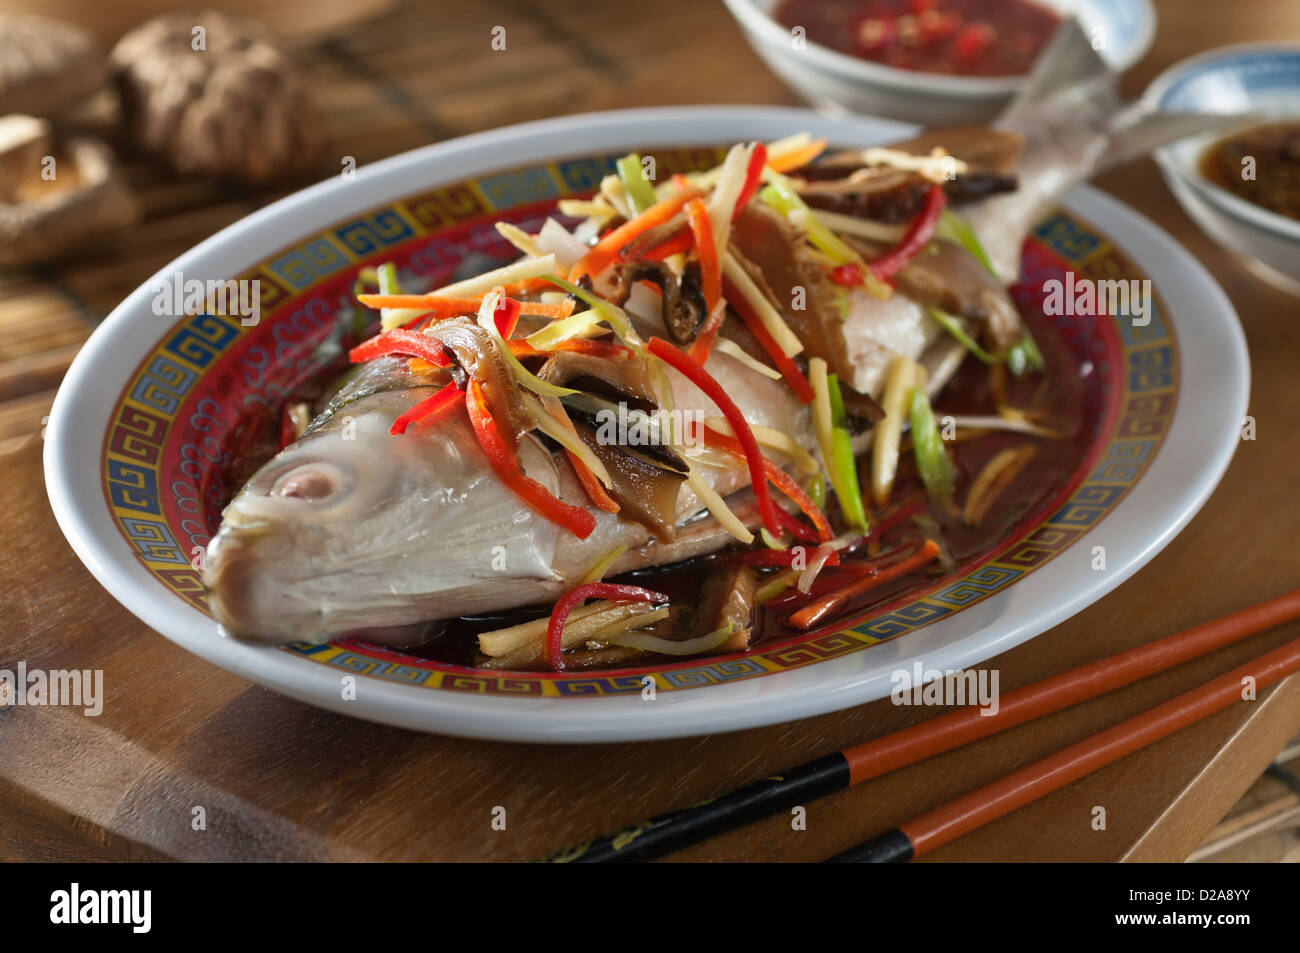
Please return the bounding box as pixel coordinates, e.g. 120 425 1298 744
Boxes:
3 0 1300 861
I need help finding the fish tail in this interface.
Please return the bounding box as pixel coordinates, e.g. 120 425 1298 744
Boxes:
998 17 1117 128
1000 16 1257 171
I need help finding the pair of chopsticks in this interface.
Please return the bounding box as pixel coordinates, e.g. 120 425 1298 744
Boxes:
545 589 1300 863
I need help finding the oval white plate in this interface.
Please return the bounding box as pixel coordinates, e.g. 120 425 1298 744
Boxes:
45 106 1247 742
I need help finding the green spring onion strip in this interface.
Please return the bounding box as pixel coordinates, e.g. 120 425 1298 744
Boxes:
909 386 956 511
477 292 579 399
1007 330 1046 377
936 209 997 276
809 472 826 510
933 212 1045 378
616 153 657 216
827 372 869 532
760 180 853 265
928 306 997 364
539 275 641 346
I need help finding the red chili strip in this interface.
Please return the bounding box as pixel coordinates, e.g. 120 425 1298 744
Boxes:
389 382 464 435
866 184 946 282
647 337 783 538
349 329 451 367
640 230 694 262
776 506 822 543
720 275 814 404
547 582 668 672
721 547 840 568
830 263 865 287
494 295 522 338
731 143 768 220
701 427 833 542
840 496 927 556
464 379 596 540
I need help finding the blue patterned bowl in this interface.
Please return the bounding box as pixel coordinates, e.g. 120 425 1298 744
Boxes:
1145 45 1300 295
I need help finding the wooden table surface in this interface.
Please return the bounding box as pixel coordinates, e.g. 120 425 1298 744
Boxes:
2 0 1300 862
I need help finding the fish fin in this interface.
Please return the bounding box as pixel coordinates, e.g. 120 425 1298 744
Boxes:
1000 17 1261 171
998 17 1118 129
1096 106 1268 171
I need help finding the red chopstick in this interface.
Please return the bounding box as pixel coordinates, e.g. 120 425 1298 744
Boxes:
831 633 1300 862
545 589 1300 863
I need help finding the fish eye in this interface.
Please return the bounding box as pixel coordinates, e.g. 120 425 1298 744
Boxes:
270 462 349 502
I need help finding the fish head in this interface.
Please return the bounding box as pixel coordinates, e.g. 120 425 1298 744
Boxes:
202 394 561 645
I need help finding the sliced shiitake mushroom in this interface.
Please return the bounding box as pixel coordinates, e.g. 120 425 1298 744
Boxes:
609 259 708 345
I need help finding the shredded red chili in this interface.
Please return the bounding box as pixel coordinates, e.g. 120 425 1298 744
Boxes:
639 230 693 262
493 295 522 338
719 275 815 404
389 381 464 435
731 143 768 220
702 426 833 542
349 329 451 367
721 547 840 568
866 184 946 281
830 263 865 287
546 582 668 672
648 337 784 538
464 379 596 540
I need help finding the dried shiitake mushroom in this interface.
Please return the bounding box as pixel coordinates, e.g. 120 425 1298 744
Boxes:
110 11 326 184
0 132 139 266
0 14 107 117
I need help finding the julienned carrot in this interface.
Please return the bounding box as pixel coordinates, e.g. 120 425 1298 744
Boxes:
702 427 832 542
465 379 596 540
766 137 828 174
508 339 634 361
686 198 721 312
358 294 575 320
789 540 940 630
648 337 783 539
640 230 693 262
721 276 814 404
571 186 705 280
567 449 619 513
687 304 726 364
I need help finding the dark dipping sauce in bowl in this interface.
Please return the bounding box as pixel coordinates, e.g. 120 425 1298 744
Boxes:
1199 121 1300 222
773 0 1062 76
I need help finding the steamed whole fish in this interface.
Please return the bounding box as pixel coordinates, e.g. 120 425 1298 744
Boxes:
204 20 1239 649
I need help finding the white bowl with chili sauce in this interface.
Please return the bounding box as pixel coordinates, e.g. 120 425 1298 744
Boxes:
724 0 1155 124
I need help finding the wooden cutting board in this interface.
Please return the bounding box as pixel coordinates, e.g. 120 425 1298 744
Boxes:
3 430 1300 861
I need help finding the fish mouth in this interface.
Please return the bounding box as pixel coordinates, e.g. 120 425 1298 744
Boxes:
203 522 312 643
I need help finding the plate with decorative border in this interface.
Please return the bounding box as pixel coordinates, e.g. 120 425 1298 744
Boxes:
44 107 1247 743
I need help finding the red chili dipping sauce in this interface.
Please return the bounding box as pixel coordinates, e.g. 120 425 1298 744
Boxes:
774 0 1063 77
